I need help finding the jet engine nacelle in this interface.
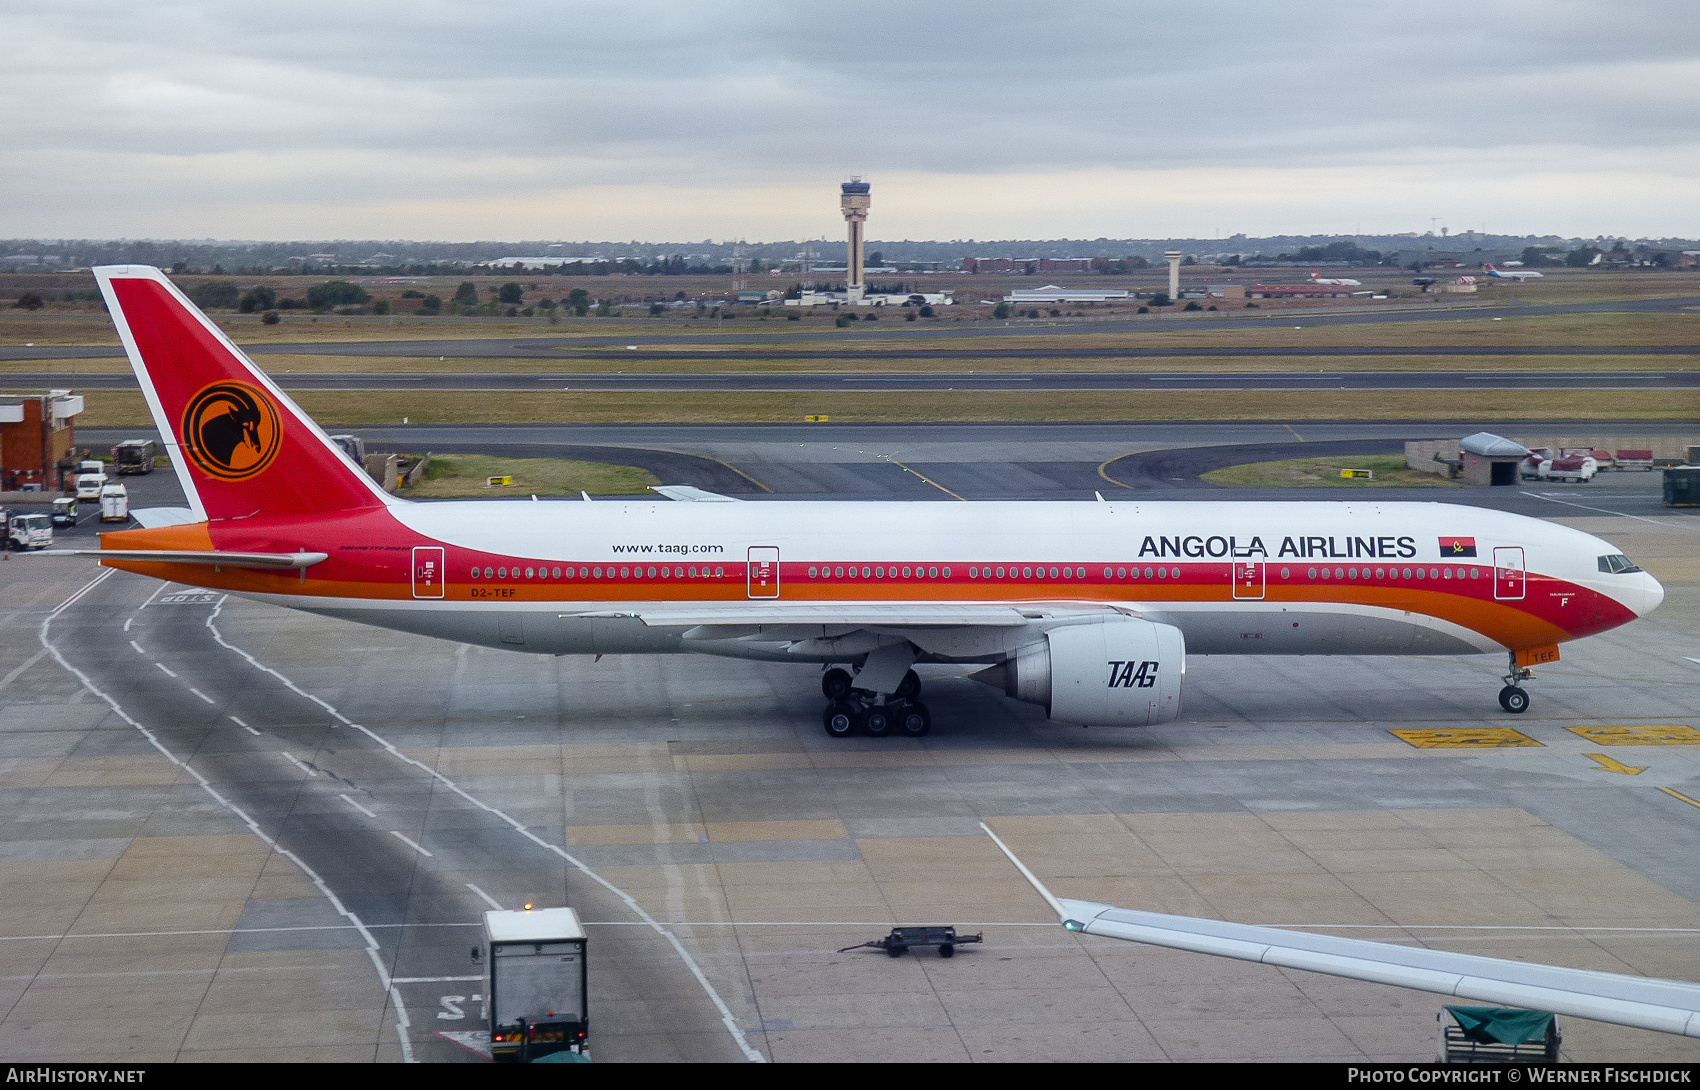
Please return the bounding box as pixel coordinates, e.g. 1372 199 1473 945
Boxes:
996 619 1185 726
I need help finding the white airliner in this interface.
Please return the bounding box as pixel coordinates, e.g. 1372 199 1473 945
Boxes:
1484 262 1545 281
63 266 1663 736
1309 271 1362 287
985 825 1700 1040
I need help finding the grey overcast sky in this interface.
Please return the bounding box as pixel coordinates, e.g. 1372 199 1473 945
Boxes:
4 1 1698 240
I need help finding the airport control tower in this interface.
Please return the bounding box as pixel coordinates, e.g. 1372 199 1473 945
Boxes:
841 178 870 302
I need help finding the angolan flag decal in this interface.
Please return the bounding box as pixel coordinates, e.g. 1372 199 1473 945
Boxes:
1439 536 1477 557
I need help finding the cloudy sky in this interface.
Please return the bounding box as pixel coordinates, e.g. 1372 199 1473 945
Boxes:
4 1 1698 241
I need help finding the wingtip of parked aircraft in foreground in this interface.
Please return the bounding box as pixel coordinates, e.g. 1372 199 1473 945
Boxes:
981 824 1700 1039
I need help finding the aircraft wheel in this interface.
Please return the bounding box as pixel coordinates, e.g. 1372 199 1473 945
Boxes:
938 944 954 958
895 670 921 699
823 702 858 737
1498 686 1530 714
892 701 931 737
863 707 891 736
886 944 906 958
821 668 853 700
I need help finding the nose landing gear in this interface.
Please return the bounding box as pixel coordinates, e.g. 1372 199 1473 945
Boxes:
1499 652 1533 714
819 667 929 737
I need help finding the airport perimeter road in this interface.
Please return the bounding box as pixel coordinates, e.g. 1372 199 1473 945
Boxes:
4 294 1699 362
15 369 1700 393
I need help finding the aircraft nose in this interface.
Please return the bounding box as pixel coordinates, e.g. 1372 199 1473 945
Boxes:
1630 572 1665 617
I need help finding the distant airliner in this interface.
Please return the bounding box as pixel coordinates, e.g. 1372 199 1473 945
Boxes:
1308 271 1362 287
1484 262 1544 280
57 266 1663 736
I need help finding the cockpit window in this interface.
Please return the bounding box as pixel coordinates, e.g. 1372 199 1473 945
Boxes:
1598 554 1642 574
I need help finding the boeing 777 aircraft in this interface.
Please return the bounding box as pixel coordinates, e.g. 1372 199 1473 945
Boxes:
63 266 1663 735
1308 271 1362 287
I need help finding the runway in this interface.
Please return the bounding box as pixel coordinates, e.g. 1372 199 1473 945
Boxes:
6 423 1700 1063
15 368 1700 393
3 293 1698 363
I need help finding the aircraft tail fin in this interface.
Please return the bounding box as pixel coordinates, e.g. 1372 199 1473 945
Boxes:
93 266 391 523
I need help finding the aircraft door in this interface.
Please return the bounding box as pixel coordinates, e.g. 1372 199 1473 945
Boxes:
1493 546 1525 601
1231 561 1265 600
747 547 780 599
412 546 445 599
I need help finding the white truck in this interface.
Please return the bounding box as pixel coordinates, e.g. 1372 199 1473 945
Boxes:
99 482 129 523
7 512 53 550
481 907 588 1063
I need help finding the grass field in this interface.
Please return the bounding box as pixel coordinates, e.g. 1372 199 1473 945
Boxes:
1202 454 1457 488
403 453 658 497
70 388 1700 427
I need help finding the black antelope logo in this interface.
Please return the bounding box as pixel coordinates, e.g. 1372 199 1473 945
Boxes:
181 381 281 480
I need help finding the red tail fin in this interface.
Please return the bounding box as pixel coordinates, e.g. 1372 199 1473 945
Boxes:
95 266 389 522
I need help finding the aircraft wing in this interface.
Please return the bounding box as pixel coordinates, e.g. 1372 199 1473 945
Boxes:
982 823 1700 1038
569 605 1038 627
650 485 742 502
43 549 328 570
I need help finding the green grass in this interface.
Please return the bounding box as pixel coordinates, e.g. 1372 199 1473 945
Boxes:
404 453 659 497
1202 454 1459 488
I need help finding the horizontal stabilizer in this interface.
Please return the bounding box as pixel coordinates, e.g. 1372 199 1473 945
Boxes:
43 549 328 570
650 485 741 502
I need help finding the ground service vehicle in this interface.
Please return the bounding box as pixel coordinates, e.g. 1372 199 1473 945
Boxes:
8 513 52 550
113 438 158 474
483 908 588 1063
60 265 1667 724
99 483 129 523
74 472 105 501
51 497 77 527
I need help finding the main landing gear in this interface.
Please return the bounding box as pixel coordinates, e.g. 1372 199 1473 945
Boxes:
821 667 929 738
1498 652 1533 714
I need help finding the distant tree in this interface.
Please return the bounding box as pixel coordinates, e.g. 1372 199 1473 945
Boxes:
649 302 665 316
748 257 764 272
835 314 853 327
918 304 935 318
566 288 591 316
190 281 241 309
371 299 391 315
505 306 518 317
452 281 479 306
418 295 442 315
1565 246 1601 268
498 282 524 305
868 252 883 267
1519 247 1556 267
905 310 917 321
992 302 1010 319
1049 308 1062 317
13 291 44 311
305 280 370 308
1292 240 1381 264
786 312 800 321
1148 292 1171 307
1183 301 1202 311
261 311 281 325
239 286 278 313
401 289 425 299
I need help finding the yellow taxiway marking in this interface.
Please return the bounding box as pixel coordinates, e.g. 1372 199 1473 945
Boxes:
1389 728 1542 749
1569 725 1700 746
1658 787 1700 810
1585 753 1647 775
